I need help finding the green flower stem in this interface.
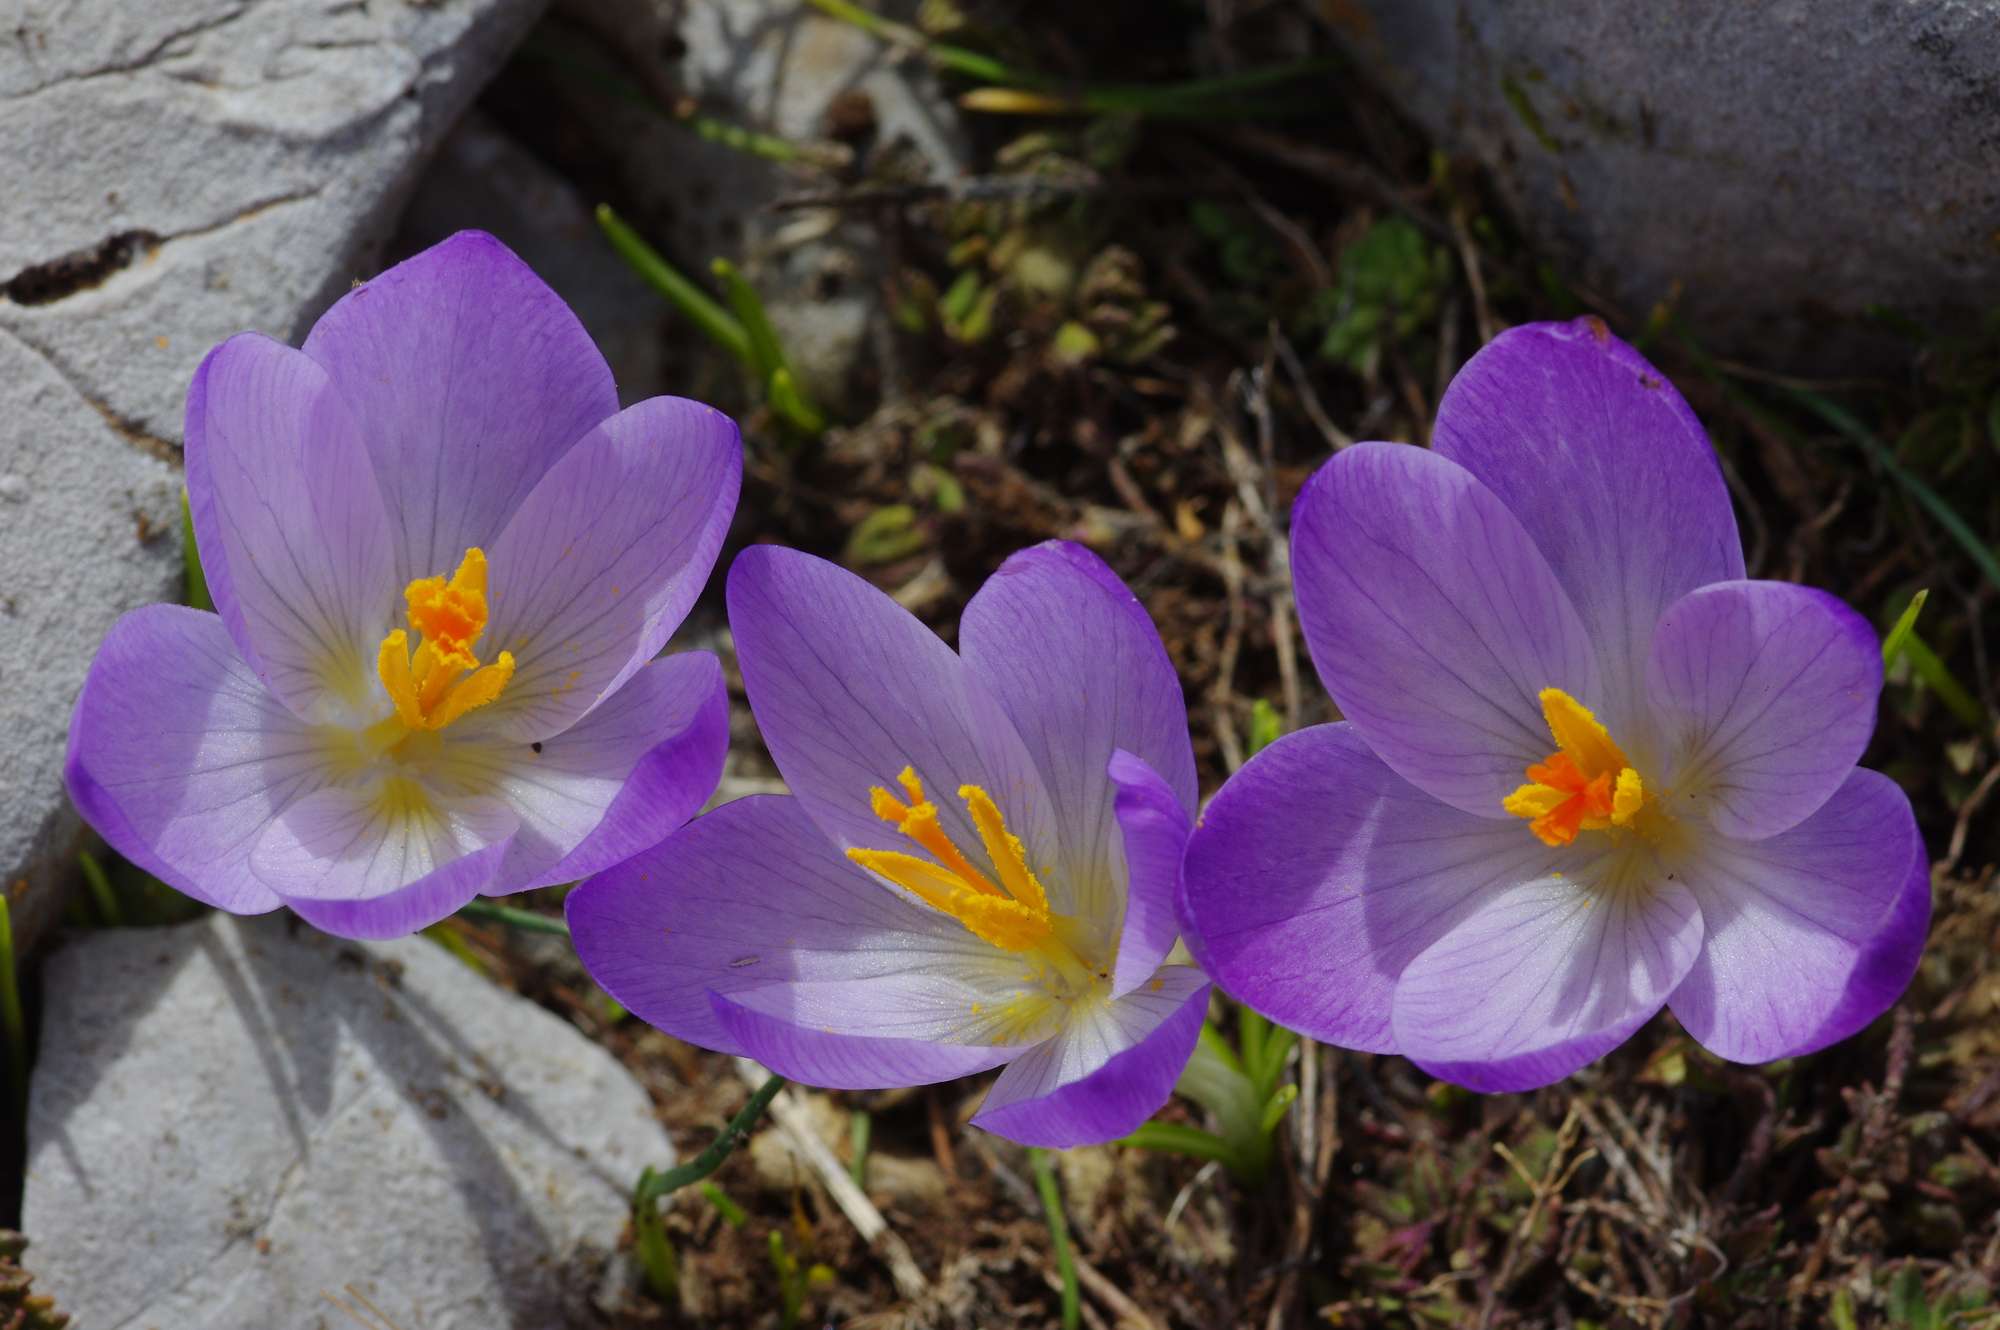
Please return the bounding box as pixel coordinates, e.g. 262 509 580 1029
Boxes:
454 899 570 936
635 1073 787 1208
1029 1148 1081 1330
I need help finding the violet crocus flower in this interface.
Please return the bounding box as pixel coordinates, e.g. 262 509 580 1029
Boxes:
1180 318 1930 1092
65 232 741 939
567 542 1210 1147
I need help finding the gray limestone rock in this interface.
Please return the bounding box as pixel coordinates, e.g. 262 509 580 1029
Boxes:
0 0 549 951
24 913 670 1329
1330 0 2000 366
0 335 181 955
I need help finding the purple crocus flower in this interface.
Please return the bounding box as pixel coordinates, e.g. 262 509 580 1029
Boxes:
65 232 741 939
567 542 1210 1147
1180 318 1930 1092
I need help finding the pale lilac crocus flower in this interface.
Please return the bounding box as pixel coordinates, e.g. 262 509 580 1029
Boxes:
65 232 741 939
567 543 1209 1147
1180 318 1930 1092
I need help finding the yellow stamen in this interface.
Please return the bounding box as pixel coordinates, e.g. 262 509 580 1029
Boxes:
374 547 513 732
864 767 1006 897
1611 767 1646 827
846 849 1052 951
1542 688 1629 777
1503 688 1648 847
960 783 1050 916
846 766 1055 952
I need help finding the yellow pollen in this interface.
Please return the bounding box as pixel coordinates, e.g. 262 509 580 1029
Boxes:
1502 688 1648 847
847 766 1054 952
375 547 514 732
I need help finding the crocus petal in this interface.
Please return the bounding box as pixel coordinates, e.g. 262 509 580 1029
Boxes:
64 605 329 915
280 833 516 941
1391 867 1704 1092
1647 580 1882 840
476 397 740 741
1431 319 1743 737
959 541 1198 932
566 794 1017 1074
432 651 729 893
301 231 619 586
970 966 1209 1148
726 547 1060 877
1179 723 1553 1052
1106 751 1194 998
251 783 516 925
1668 769 1930 1062
710 993 1018 1090
184 332 396 722
1292 442 1600 818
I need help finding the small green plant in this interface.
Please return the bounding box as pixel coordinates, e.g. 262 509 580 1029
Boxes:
631 1169 680 1300
1122 1004 1300 1183
700 1181 748 1228
1246 698 1283 758
768 1227 836 1330
1315 216 1452 377
1879 1260 1993 1329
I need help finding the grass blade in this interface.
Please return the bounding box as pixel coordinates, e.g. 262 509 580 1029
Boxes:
1787 387 2000 596
597 205 753 364
182 490 212 612
1881 589 1928 668
0 896 25 1115
77 849 123 927
1903 631 1987 729
1119 1120 1240 1166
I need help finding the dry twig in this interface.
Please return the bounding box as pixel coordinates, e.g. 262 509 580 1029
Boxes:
733 1059 930 1301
